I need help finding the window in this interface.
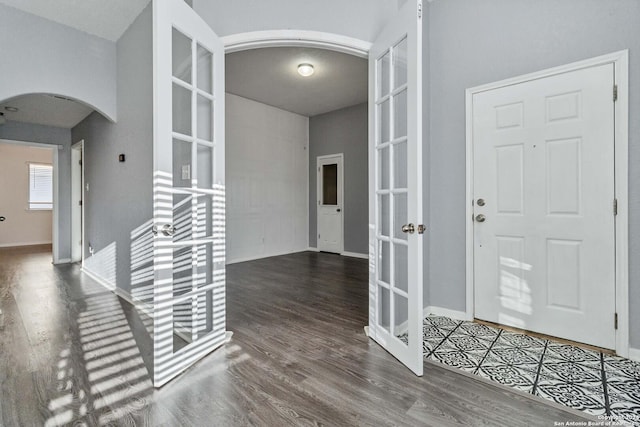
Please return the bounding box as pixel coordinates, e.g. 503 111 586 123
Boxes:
28 163 53 210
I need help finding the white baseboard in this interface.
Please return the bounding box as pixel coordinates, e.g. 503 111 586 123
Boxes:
628 347 640 363
82 267 115 291
0 240 52 248
54 258 71 265
82 267 153 317
423 306 470 321
226 248 309 265
341 251 368 259
308 247 368 260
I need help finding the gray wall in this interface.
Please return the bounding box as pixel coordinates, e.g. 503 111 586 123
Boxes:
0 4 117 121
309 103 368 254
425 0 640 347
0 122 72 259
193 0 397 42
72 4 153 296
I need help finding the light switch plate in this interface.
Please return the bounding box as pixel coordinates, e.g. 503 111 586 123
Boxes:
182 165 191 180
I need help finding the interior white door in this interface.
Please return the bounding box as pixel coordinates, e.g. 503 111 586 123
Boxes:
317 154 343 253
368 0 423 375
152 0 226 387
472 64 616 349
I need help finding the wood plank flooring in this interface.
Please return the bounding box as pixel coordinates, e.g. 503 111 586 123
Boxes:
0 246 595 426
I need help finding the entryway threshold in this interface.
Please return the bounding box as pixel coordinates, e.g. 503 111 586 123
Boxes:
421 316 640 425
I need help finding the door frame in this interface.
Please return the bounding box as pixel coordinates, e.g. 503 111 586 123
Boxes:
71 140 84 264
465 50 629 357
316 153 344 254
0 138 61 263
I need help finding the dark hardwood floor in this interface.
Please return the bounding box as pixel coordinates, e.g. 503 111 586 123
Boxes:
0 246 594 426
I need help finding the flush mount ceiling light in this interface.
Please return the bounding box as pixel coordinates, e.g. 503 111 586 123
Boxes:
4 106 18 112
297 63 315 77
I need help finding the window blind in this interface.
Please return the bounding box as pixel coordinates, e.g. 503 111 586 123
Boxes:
29 163 53 210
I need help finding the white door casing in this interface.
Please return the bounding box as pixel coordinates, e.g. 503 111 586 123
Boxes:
472 64 616 349
368 0 423 376
71 140 83 263
317 154 343 254
152 0 226 387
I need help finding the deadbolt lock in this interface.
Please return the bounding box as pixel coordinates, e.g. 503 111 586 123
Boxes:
477 198 486 207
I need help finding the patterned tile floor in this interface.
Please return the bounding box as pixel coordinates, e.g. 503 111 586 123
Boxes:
416 316 640 425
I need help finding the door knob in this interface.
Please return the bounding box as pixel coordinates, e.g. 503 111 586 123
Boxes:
152 224 177 236
401 223 415 234
475 214 486 223
161 224 177 236
0 216 5 222
336 208 341 212
476 198 486 207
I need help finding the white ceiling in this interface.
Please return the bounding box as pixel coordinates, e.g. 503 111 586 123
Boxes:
0 94 94 129
226 47 368 117
0 0 150 41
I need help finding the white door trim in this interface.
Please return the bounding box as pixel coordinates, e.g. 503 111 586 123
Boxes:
222 30 371 58
71 140 84 265
316 153 344 254
0 138 62 263
465 50 629 356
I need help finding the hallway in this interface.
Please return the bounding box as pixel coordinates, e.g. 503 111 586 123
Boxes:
0 246 593 425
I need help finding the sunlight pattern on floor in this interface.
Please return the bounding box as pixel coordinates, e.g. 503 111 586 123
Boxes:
415 316 640 424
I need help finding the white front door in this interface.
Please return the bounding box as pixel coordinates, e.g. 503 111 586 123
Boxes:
368 0 423 375
152 0 226 387
317 154 343 253
472 64 616 349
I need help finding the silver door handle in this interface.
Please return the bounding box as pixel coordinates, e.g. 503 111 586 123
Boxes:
161 224 177 236
475 214 486 223
401 223 415 234
152 224 177 236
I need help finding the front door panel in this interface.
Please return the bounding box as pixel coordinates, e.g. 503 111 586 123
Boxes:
473 64 615 349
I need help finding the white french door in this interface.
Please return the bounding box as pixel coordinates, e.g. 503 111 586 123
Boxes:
152 0 226 387
472 64 616 349
368 0 423 375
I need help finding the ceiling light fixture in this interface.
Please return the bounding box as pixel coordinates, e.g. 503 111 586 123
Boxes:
297 63 315 77
4 106 18 112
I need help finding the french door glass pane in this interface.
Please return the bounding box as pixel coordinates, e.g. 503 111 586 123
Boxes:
394 293 409 340
393 142 407 189
394 243 408 293
172 84 192 135
196 145 213 189
393 89 408 139
377 50 391 98
379 146 390 190
197 95 213 142
380 241 391 285
379 99 391 143
380 194 390 237
172 28 192 83
393 193 408 240
172 139 192 187
322 164 338 205
197 44 213 94
378 285 390 332
393 37 408 90
173 194 192 242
